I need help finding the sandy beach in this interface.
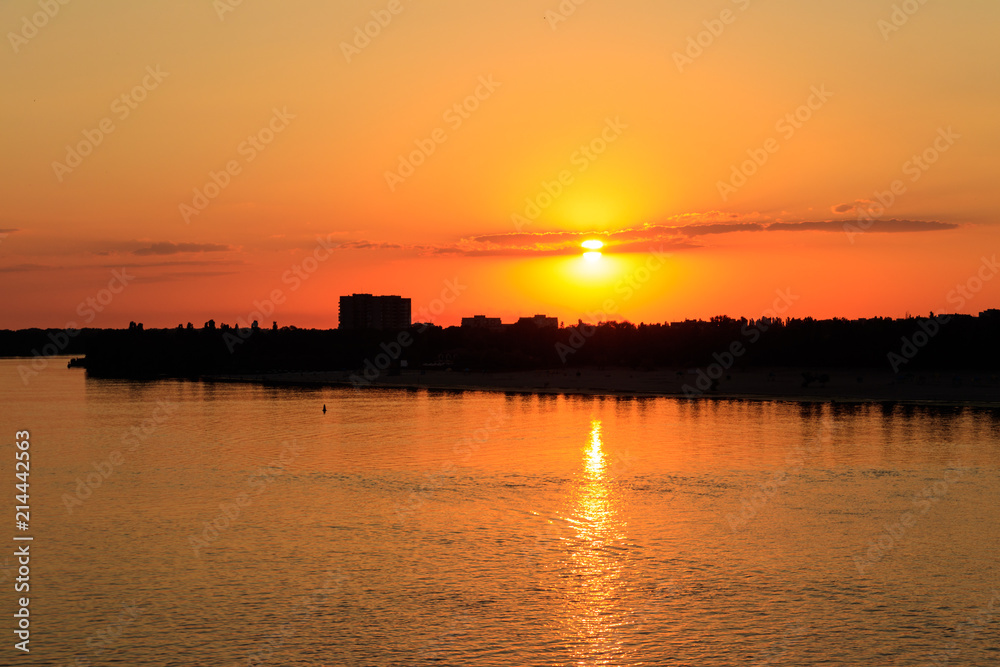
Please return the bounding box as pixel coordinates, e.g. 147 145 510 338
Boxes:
205 366 1000 406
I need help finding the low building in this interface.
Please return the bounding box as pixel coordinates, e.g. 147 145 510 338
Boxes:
338 294 411 330
516 314 558 329
938 313 974 321
461 315 503 329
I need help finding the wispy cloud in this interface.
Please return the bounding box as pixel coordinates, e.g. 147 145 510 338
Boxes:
336 241 426 251
102 259 243 269
767 219 958 233
831 200 873 215
327 212 959 258
133 242 231 256
121 269 242 284
0 263 52 273
0 258 243 274
678 222 767 236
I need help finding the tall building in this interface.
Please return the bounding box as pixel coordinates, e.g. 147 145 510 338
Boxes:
339 294 411 330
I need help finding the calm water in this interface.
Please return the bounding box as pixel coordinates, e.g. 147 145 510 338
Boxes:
2 358 999 666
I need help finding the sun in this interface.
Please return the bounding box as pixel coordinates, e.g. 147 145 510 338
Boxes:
582 239 604 262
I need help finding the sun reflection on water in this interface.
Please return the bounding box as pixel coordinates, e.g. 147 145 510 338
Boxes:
585 420 606 479
564 419 630 664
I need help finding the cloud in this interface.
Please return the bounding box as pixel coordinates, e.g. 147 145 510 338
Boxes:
122 270 242 284
832 200 873 215
329 212 958 258
0 263 52 273
337 241 418 251
0 228 19 234
376 225 702 258
430 245 588 258
766 219 958 233
678 223 766 236
133 242 231 256
102 259 244 269
597 239 701 253
468 231 585 245
0 258 244 274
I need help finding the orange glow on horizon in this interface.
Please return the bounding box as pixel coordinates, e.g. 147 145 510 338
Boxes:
1 2 998 328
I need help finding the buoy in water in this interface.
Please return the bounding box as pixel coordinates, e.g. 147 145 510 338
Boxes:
322 404 327 414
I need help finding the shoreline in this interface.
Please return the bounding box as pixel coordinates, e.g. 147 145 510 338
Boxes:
196 367 1000 408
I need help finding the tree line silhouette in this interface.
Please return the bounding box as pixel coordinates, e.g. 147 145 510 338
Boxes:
2 312 999 379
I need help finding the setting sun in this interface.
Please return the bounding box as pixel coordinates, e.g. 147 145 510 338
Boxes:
583 239 604 263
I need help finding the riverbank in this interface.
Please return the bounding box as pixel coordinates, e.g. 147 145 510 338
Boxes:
202 367 1000 406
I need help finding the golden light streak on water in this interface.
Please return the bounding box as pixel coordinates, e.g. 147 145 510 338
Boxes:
563 419 631 665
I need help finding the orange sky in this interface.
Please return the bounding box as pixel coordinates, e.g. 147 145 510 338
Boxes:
1 0 998 329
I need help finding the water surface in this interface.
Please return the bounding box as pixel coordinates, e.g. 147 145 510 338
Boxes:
2 359 999 665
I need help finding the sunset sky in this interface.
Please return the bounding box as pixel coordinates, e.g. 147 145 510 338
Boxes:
2 0 998 329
